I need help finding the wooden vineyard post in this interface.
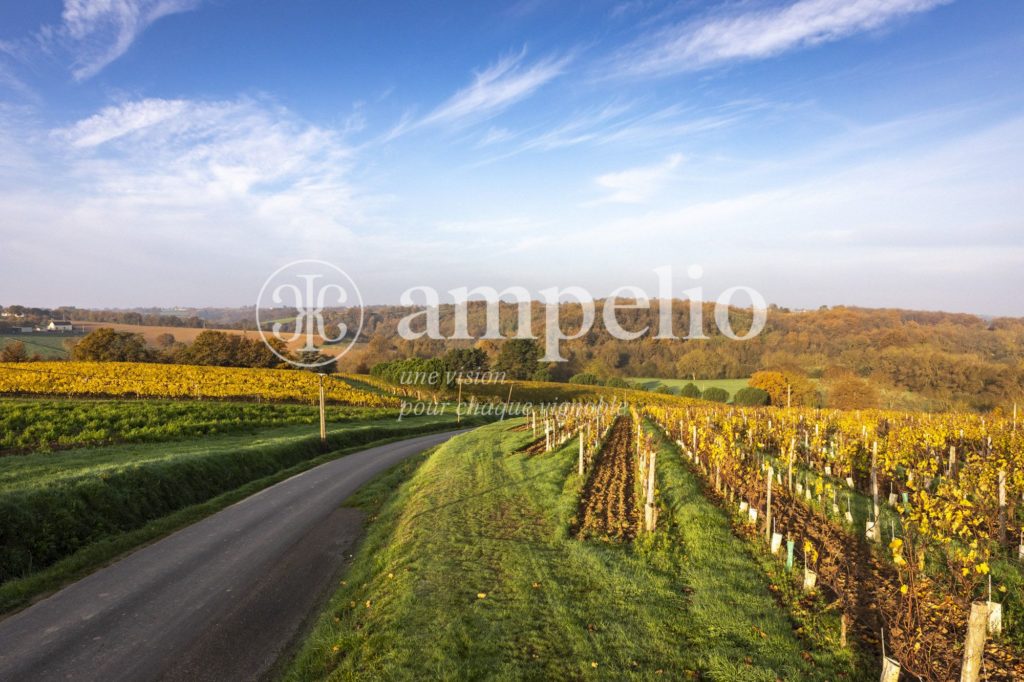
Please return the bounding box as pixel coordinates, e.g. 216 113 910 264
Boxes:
867 440 880 543
948 445 957 478
960 601 989 682
318 373 327 448
532 411 537 437
787 438 795 492
578 433 585 476
999 469 1008 547
456 379 462 425
871 441 880 519
840 614 847 648
765 464 773 541
644 451 657 532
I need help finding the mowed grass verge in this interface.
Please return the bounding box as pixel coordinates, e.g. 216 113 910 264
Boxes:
0 413 472 612
285 420 861 681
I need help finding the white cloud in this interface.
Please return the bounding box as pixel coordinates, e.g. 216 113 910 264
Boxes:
60 0 201 80
609 0 952 77
592 153 683 203
0 97 371 301
55 98 190 147
385 47 573 139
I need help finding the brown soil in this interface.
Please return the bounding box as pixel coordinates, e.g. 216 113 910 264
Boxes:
573 416 640 541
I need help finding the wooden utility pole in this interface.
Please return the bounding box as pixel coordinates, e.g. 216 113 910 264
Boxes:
318 374 327 447
503 383 514 421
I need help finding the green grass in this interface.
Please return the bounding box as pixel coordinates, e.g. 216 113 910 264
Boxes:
285 420 862 681
0 413 472 586
0 334 75 359
0 397 394 453
629 377 750 398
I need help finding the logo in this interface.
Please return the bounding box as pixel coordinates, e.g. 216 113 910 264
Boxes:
256 260 364 368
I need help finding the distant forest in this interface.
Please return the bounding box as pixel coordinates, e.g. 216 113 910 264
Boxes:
328 301 1023 411
3 301 1021 411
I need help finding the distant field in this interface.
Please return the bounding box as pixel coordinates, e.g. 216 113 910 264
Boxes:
629 377 750 398
70 320 357 354
71 321 247 345
0 334 76 359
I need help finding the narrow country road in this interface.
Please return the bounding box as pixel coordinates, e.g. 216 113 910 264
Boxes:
0 429 466 682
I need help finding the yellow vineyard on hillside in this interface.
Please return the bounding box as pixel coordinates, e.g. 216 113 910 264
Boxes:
0 362 399 407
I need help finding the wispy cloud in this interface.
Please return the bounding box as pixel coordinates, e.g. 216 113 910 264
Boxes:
608 0 952 78
59 0 201 80
591 152 683 203
419 49 571 129
1 96 370 288
55 98 190 147
470 99 758 166
423 48 570 126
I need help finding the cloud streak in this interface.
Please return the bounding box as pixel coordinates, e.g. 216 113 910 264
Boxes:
381 48 571 141
592 152 683 203
60 0 201 80
608 0 952 78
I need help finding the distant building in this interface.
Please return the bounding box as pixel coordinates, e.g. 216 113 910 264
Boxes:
16 326 34 333
46 320 73 332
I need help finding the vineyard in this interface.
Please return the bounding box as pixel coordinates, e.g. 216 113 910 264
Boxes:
0 362 399 406
485 395 1024 680
633 402 1024 681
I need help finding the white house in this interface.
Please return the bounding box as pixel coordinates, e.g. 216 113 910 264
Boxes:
47 320 73 332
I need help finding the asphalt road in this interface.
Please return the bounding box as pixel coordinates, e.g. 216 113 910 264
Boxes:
0 429 465 682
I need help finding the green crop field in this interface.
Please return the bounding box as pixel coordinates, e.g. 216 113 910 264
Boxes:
629 376 751 398
0 397 395 453
0 334 76 359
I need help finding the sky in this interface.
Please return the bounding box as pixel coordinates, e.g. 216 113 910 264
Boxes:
0 0 1022 315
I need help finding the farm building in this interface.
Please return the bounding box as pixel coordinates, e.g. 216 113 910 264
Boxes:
46 320 73 332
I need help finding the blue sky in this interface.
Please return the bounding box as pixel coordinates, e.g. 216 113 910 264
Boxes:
1 0 1022 314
